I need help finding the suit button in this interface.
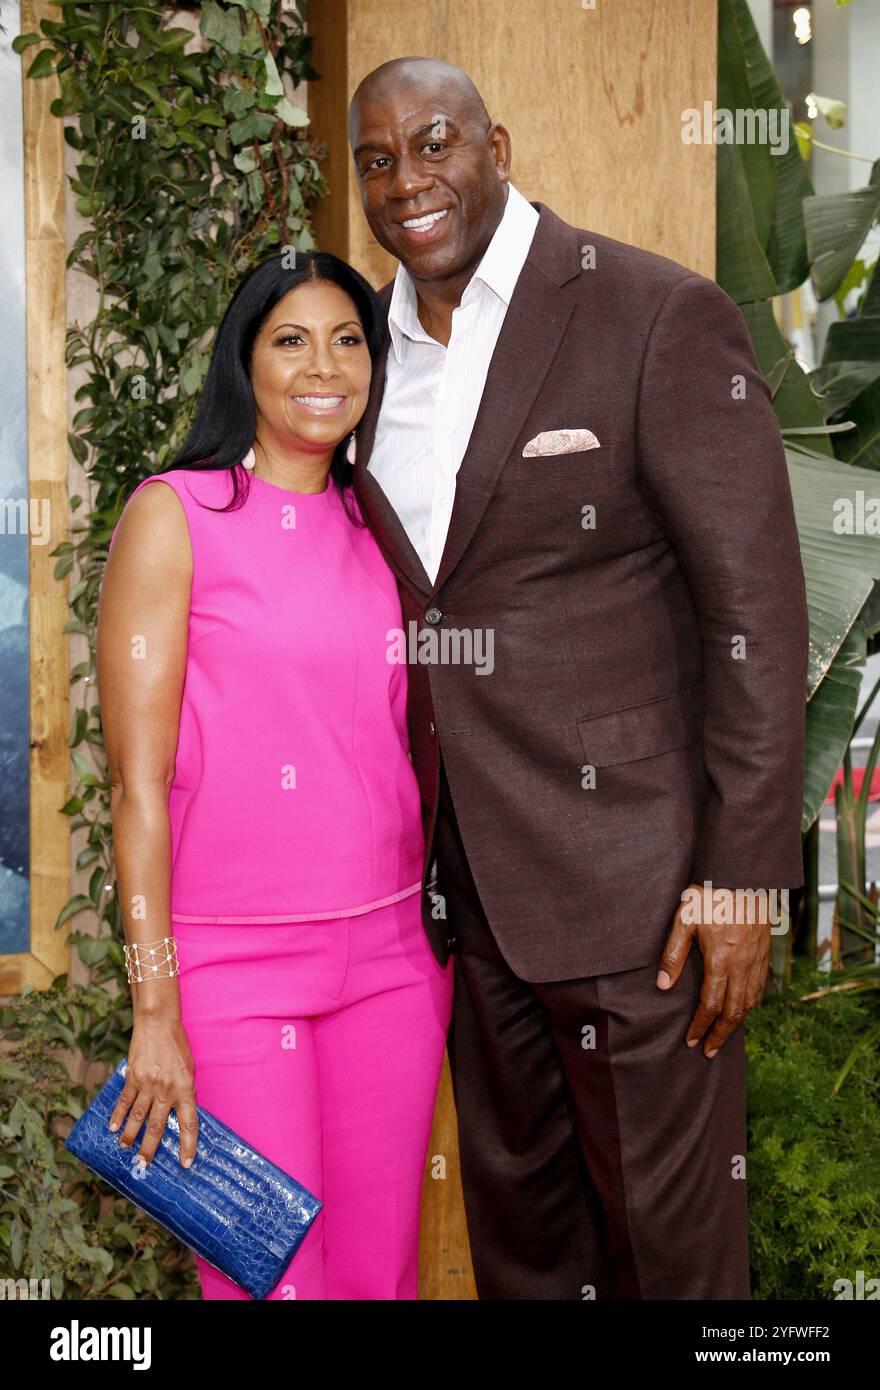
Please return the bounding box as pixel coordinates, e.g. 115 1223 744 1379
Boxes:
429 721 436 738
424 607 443 625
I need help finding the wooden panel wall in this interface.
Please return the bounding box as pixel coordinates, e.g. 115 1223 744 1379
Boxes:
307 0 717 1301
309 0 717 283
1 0 70 994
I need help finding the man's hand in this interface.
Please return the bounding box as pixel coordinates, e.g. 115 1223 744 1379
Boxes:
655 882 772 1058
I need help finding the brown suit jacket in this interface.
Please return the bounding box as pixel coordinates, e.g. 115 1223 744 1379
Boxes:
353 199 809 982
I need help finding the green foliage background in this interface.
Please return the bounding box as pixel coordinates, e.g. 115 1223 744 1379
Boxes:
746 962 880 1299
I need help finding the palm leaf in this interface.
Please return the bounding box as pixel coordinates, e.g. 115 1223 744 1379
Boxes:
803 622 864 830
717 0 814 295
787 441 880 691
787 442 880 825
809 360 880 419
831 379 880 470
741 301 833 446
804 176 880 302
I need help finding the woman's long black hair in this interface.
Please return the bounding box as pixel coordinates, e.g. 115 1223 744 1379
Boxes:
166 250 386 520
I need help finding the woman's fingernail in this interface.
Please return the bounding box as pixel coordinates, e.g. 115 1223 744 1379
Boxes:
182 1157 192 1168
108 1121 118 1131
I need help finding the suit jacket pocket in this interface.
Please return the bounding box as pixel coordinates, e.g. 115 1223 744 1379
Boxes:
512 448 600 480
510 438 617 485
577 685 704 768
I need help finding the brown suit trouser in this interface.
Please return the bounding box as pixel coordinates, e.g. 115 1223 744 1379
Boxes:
434 757 751 1300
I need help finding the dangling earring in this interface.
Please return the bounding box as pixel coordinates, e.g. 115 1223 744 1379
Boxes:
241 447 256 471
346 431 357 466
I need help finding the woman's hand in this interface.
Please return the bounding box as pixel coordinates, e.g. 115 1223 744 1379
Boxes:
108 1018 199 1167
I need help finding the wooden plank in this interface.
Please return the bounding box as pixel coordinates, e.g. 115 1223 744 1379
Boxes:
309 0 351 260
3 1 71 994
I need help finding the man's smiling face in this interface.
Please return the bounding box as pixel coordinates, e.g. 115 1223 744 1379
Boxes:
349 70 510 287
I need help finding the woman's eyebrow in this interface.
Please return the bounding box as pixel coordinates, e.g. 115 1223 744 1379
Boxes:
270 320 362 333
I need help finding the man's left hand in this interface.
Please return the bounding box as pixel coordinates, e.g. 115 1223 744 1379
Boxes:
655 882 771 1058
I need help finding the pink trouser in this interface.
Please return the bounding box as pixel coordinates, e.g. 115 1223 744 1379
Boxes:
173 891 453 1300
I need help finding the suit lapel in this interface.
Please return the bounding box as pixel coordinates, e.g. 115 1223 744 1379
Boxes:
429 251 576 594
354 200 583 600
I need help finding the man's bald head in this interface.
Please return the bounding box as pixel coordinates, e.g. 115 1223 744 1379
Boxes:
347 56 511 291
348 57 491 143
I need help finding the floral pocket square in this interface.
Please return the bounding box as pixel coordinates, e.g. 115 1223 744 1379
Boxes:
522 428 601 457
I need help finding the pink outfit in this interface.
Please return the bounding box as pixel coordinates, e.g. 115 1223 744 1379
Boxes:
174 895 451 1300
109 466 424 921
109 466 452 1299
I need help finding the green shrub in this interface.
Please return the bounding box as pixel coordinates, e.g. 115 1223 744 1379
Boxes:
747 960 880 1299
0 982 198 1299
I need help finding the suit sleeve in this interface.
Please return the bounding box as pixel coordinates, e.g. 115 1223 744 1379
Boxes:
635 272 809 890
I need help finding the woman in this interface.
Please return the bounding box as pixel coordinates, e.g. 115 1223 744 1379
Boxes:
96 252 453 1300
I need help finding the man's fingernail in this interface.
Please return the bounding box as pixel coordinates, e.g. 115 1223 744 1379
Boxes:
108 1121 118 1131
656 971 671 988
706 1048 718 1059
182 1157 192 1168
687 1038 699 1047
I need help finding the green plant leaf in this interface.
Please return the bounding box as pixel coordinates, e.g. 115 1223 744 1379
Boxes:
831 379 880 470
12 32 41 54
718 0 814 294
264 50 283 97
228 111 277 144
805 181 880 301
54 895 93 928
794 121 813 161
804 622 865 830
785 439 880 692
26 47 55 79
739 301 832 447
200 1 242 55
276 97 308 129
809 360 880 418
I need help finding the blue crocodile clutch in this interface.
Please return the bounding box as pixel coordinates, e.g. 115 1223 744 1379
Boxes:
64 1057 322 1300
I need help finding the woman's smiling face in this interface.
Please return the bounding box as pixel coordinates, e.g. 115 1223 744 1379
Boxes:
249 278 372 457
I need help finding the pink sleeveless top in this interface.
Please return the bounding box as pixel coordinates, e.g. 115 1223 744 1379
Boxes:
108 466 424 923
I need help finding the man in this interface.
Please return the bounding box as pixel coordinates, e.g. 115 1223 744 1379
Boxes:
347 56 808 1300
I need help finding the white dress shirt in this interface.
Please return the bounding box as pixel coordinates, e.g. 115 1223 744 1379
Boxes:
367 181 539 584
